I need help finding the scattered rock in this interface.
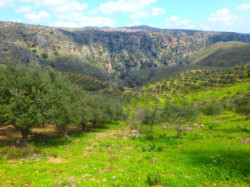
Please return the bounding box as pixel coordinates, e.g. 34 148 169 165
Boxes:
193 123 198 126
197 124 204 128
150 158 157 163
240 138 250 144
185 127 193 131
127 129 142 138
127 133 142 138
131 130 139 134
161 125 167 130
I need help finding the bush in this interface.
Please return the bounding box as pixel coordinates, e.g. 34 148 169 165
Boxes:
162 100 199 138
231 92 250 119
146 173 161 186
141 144 164 152
201 102 222 116
42 53 48 59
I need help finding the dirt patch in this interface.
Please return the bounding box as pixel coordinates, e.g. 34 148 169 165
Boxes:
47 157 67 163
240 138 250 144
125 146 134 150
184 127 194 131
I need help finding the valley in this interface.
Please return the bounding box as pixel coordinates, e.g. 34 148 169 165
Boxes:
0 22 249 186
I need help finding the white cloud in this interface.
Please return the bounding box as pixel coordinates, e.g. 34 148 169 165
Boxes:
54 16 115 27
152 7 166 17
130 11 149 19
17 0 88 20
236 3 250 11
170 15 179 21
0 0 14 8
209 7 237 26
26 10 50 23
16 5 32 13
165 15 192 29
15 0 116 27
99 0 157 19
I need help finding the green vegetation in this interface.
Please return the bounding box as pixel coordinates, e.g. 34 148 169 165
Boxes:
66 72 108 91
189 41 250 67
0 22 250 186
0 62 248 186
162 100 199 138
41 53 48 59
1 22 250 87
0 63 123 145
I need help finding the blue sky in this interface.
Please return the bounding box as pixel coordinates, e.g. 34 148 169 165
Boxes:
0 0 250 33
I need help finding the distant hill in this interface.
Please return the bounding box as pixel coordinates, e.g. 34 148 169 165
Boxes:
189 41 250 67
1 22 250 87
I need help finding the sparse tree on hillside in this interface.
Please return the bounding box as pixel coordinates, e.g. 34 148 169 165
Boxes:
232 92 250 119
200 101 222 116
162 101 199 139
140 107 161 131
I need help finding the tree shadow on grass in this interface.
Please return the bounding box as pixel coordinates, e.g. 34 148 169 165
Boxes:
181 149 250 182
0 122 117 147
214 128 250 134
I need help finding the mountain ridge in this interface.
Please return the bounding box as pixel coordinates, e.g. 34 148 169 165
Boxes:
1 21 250 87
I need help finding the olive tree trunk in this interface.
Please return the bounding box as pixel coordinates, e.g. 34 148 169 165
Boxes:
82 122 87 132
20 128 29 145
175 124 182 139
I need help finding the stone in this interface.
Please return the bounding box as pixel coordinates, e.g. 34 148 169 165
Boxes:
150 158 157 163
240 138 250 144
131 130 139 134
161 125 167 130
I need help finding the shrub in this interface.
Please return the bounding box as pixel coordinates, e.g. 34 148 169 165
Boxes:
162 100 199 138
42 53 48 59
231 92 250 119
146 173 161 186
201 102 222 116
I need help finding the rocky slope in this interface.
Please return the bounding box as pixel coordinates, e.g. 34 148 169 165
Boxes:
1 22 250 86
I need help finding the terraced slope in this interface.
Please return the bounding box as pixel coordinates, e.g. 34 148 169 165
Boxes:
189 41 250 67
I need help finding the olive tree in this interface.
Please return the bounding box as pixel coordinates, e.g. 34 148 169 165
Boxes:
0 64 54 144
231 92 250 119
139 107 161 131
162 101 199 139
46 71 85 137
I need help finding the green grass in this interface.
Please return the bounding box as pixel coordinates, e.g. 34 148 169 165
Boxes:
0 65 249 186
0 112 249 186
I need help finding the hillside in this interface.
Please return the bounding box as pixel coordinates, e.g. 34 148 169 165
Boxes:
189 41 250 67
0 65 249 186
1 22 250 87
123 65 250 107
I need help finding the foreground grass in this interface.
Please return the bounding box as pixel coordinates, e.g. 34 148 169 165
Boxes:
0 111 249 186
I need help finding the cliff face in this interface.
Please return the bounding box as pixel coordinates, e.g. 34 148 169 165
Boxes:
1 22 250 83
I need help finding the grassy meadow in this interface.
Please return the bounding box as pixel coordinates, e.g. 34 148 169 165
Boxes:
0 66 249 186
